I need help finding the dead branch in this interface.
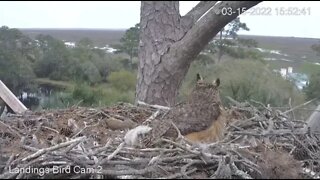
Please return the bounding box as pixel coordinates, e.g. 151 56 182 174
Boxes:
137 100 171 110
22 136 86 162
107 142 125 161
284 97 319 114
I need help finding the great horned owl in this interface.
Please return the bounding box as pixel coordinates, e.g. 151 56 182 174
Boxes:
142 73 224 146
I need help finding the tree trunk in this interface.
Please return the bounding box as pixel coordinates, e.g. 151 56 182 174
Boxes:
136 1 261 106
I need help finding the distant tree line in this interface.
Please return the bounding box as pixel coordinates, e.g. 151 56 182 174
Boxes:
0 26 136 96
303 42 320 100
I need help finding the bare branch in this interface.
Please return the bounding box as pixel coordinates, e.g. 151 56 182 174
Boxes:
107 142 125 160
160 168 197 179
143 110 160 124
284 97 319 114
173 1 262 65
182 1 218 24
22 136 86 162
100 166 155 176
137 100 171 110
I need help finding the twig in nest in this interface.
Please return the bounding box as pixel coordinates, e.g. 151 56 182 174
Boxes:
71 120 100 138
250 99 269 109
161 138 200 156
224 134 243 144
102 112 128 122
82 111 102 121
226 96 243 106
290 133 315 158
155 165 170 177
72 99 83 108
123 147 183 153
61 154 88 168
288 98 296 122
229 155 253 179
0 120 22 137
21 144 39 152
63 137 85 153
41 125 59 134
266 117 274 132
214 156 232 179
143 110 160 124
148 154 162 165
41 161 68 166
100 166 155 176
4 154 15 171
181 161 198 178
160 154 198 163
283 97 319 114
22 136 86 162
68 118 80 132
16 157 45 179
105 142 125 161
159 168 197 179
228 149 261 174
34 122 44 135
289 146 296 155
170 120 184 141
90 139 112 156
137 100 171 110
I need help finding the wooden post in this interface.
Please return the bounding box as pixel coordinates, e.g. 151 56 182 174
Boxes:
0 80 28 114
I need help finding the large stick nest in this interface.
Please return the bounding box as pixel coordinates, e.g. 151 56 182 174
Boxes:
0 98 319 179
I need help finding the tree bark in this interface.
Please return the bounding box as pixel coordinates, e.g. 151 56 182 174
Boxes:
136 1 262 106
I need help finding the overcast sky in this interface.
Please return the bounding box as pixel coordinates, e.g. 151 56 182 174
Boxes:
1 1 320 38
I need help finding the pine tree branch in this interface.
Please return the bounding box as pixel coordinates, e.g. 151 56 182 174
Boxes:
173 1 262 65
183 1 218 24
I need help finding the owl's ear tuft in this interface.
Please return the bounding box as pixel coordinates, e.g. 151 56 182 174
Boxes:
213 78 220 87
196 73 203 82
